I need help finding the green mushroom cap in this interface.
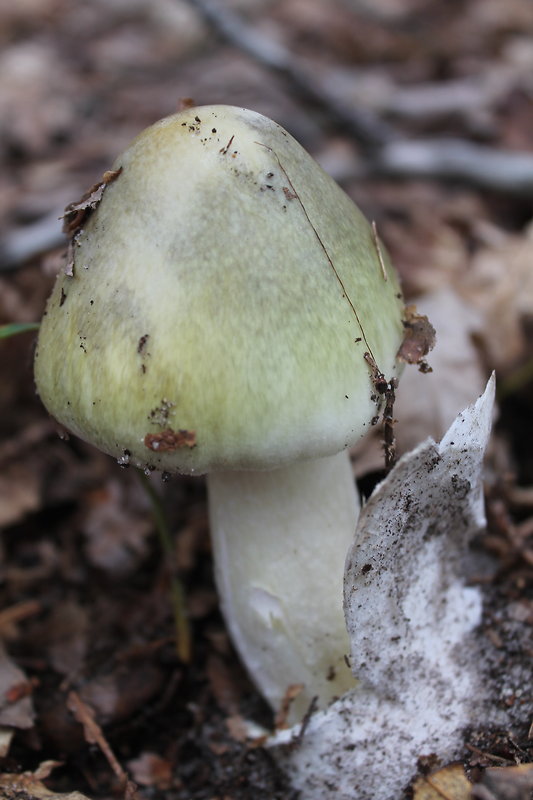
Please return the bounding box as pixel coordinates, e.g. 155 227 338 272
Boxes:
35 105 404 475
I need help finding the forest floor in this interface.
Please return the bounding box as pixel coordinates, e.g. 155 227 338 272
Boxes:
0 1 532 798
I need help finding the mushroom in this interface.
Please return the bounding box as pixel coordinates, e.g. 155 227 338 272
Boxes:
34 105 405 722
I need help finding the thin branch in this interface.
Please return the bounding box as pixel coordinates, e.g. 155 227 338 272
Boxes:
0 210 64 272
4 6 533 276
186 0 394 152
328 68 518 129
338 0 430 30
67 691 139 799
187 0 533 198
370 138 533 196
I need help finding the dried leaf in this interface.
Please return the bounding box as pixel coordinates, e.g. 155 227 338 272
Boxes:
352 288 486 475
31 763 62 781
272 377 496 800
66 692 100 747
0 462 40 527
67 691 136 797
0 728 14 758
62 169 122 237
225 714 249 743
345 376 493 701
61 168 123 277
78 664 167 727
206 654 242 717
0 41 78 158
458 220 533 368
398 304 437 367
394 289 487 456
0 600 42 640
0 770 90 800
46 601 89 676
0 643 35 730
127 752 173 790
413 763 472 800
472 763 533 800
81 480 152 575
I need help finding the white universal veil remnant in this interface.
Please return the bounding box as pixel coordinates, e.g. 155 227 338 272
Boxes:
271 376 496 800
34 105 405 722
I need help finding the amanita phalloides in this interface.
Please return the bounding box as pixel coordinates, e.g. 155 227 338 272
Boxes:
34 105 405 722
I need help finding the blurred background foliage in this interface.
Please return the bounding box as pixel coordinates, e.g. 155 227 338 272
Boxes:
0 1 532 798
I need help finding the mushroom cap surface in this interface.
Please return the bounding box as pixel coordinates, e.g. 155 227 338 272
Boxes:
35 105 404 474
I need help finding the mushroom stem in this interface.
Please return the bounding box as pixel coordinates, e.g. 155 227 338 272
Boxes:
207 449 359 723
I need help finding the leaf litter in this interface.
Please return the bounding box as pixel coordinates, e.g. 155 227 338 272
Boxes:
271 377 529 800
0 1 533 798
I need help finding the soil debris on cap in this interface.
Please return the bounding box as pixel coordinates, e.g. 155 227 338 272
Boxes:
144 428 196 452
398 305 437 371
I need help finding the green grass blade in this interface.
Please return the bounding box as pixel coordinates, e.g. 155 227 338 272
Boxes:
137 469 192 663
0 322 40 339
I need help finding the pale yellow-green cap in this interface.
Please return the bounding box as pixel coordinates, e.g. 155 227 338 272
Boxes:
34 105 404 475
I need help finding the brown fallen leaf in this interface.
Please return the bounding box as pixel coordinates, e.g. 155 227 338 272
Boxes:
412 763 472 800
458 220 533 369
0 600 42 640
0 768 90 800
45 601 89 676
81 480 153 576
29 763 63 782
206 653 242 717
394 289 487 455
62 168 123 276
0 643 35 730
0 421 55 469
62 168 122 237
127 752 174 791
0 40 78 159
397 304 437 368
353 287 488 478
225 713 249 743
78 663 168 727
0 462 40 528
472 763 533 800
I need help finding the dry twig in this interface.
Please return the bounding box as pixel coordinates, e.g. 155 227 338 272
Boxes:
67 691 139 799
0 211 64 273
186 0 393 152
187 0 533 198
371 138 533 196
4 2 533 276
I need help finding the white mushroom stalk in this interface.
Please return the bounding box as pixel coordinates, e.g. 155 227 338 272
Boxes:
34 105 405 722
208 450 359 721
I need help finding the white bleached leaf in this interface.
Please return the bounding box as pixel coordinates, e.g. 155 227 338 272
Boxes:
345 372 494 696
271 375 496 800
